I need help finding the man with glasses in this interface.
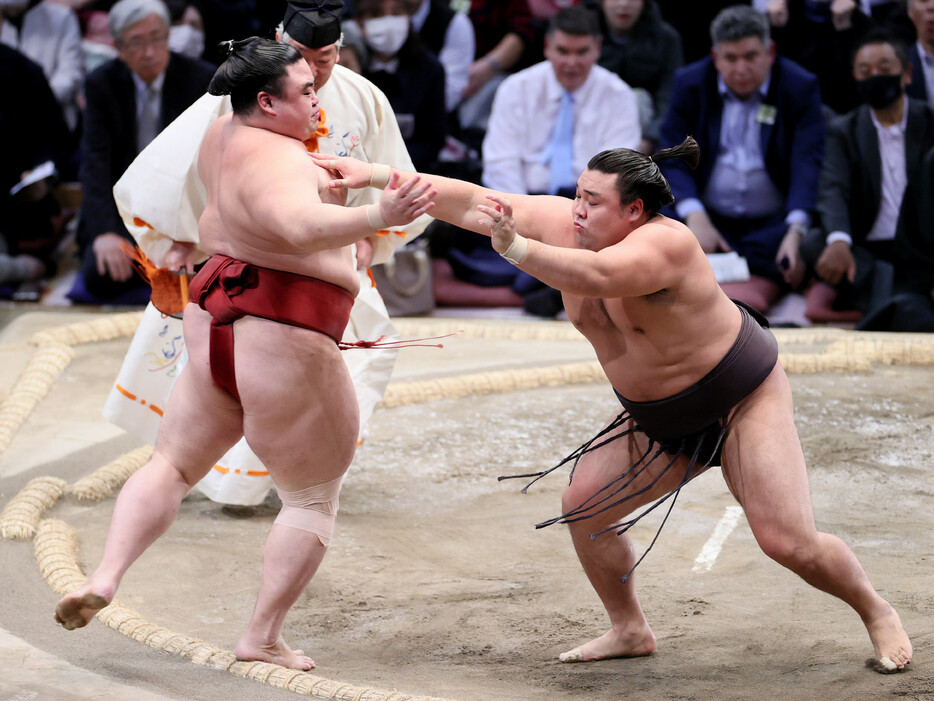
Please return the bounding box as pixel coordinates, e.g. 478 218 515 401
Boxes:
75 0 214 303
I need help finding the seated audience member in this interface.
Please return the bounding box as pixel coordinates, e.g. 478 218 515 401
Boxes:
354 0 446 172
658 5 824 315
801 30 934 323
80 9 119 73
459 0 535 132
0 0 84 134
166 0 205 60
483 6 640 196
764 0 873 115
907 0 934 106
593 0 683 153
0 44 71 294
404 0 474 114
74 0 214 304
476 6 640 316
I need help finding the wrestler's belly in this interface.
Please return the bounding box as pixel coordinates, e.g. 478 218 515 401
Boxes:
200 212 360 296
586 329 740 403
567 296 742 402
206 244 360 297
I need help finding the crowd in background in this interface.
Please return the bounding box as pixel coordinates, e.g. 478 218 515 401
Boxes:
1 0 933 330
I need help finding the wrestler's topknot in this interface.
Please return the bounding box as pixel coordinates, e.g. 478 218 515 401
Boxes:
208 37 304 116
587 137 699 218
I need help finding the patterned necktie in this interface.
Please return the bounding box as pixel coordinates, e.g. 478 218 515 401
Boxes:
541 90 576 195
137 85 158 154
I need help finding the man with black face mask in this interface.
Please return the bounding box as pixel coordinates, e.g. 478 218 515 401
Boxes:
802 28 934 319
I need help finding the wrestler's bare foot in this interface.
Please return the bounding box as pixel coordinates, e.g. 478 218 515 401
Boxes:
235 635 315 670
54 581 114 631
559 624 656 663
864 604 912 673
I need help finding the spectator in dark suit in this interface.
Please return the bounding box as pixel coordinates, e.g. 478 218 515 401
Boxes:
75 0 215 303
906 0 934 106
802 30 934 321
658 4 825 314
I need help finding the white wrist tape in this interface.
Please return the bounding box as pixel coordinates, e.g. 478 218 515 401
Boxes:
500 234 529 265
369 163 391 189
366 203 388 231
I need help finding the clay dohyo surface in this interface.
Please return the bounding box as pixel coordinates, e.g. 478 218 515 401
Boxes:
1 316 932 700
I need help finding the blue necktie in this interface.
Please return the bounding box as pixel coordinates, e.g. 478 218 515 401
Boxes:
541 91 575 195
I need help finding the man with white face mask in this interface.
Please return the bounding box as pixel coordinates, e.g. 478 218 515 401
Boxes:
0 0 84 132
354 0 446 171
167 1 205 59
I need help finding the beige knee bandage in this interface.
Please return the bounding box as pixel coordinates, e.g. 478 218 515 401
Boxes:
274 475 344 546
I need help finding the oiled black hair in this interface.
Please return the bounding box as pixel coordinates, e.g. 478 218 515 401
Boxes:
208 36 303 115
586 137 700 218
852 27 909 70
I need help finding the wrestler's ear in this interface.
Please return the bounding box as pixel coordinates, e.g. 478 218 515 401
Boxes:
626 197 645 223
256 91 277 117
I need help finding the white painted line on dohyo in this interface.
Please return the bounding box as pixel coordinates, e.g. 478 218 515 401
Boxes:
692 505 744 573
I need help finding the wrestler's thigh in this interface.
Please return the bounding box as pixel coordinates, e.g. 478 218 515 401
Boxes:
233 317 359 491
564 415 700 528
720 364 817 539
152 304 245 483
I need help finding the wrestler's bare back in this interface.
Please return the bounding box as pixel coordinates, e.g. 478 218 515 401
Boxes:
198 112 359 296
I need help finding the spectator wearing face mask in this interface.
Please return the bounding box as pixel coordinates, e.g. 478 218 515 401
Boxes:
165 0 205 60
801 29 934 324
353 0 446 171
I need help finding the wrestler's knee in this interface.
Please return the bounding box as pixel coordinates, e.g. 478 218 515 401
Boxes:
562 472 600 516
755 526 820 572
274 475 345 547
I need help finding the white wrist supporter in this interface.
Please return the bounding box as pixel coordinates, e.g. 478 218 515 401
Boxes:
500 234 529 265
366 203 388 231
369 163 391 189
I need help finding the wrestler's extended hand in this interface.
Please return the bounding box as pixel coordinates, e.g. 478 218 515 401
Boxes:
163 241 198 275
378 171 436 228
309 152 373 190
476 194 517 255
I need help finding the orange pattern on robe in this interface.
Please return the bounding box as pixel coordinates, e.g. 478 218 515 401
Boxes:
119 239 189 316
303 107 330 153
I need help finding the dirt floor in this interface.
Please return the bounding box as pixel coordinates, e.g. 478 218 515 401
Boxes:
1 312 933 701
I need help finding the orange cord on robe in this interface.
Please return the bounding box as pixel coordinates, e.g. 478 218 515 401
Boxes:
119 239 189 316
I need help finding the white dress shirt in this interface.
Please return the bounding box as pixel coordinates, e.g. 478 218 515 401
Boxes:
827 97 909 246
482 61 641 194
410 0 475 112
0 2 84 130
866 97 909 242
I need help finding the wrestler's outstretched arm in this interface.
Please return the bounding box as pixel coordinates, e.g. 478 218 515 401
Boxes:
310 154 695 299
309 153 573 248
